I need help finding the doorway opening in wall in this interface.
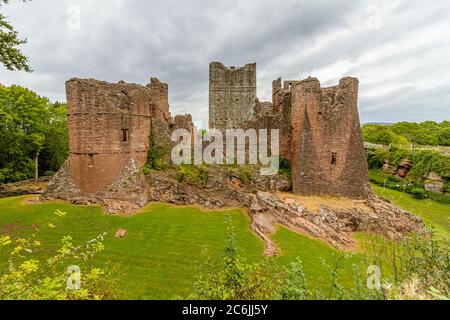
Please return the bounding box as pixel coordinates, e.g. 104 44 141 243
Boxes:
122 129 129 142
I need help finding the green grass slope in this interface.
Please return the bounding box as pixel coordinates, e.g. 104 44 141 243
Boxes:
371 184 450 238
0 196 359 299
1 188 448 299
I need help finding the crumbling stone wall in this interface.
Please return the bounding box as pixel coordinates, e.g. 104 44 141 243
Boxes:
209 62 257 131
173 114 195 134
64 78 158 194
289 77 370 199
211 62 370 199
44 77 194 212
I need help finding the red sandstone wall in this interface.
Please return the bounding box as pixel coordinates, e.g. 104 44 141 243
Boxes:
290 77 370 199
66 78 169 194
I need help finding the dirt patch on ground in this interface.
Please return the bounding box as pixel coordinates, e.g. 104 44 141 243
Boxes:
0 222 39 236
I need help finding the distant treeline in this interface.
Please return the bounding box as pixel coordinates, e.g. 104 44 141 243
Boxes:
362 121 450 146
0 84 68 183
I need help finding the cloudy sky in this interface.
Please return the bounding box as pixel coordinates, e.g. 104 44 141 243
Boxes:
1 0 449 128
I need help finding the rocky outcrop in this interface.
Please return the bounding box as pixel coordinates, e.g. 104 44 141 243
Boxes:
43 157 148 214
43 160 82 199
7 163 425 255
398 159 413 178
382 158 413 179
147 168 425 256
424 172 445 194
98 157 148 213
0 177 50 198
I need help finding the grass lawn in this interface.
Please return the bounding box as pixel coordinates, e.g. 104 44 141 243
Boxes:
371 184 450 238
0 196 358 299
0 187 448 299
271 226 361 288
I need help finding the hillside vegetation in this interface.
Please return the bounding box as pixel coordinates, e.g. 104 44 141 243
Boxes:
366 145 450 204
362 121 450 147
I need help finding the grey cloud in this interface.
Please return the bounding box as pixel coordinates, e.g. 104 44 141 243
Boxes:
0 0 448 126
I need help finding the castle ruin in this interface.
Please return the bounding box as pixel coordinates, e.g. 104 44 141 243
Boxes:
44 77 192 212
209 62 370 199
38 64 427 252
45 61 370 213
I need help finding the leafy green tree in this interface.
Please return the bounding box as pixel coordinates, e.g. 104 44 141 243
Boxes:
38 101 68 175
363 121 450 147
0 0 31 72
439 127 450 146
0 84 68 183
362 124 409 146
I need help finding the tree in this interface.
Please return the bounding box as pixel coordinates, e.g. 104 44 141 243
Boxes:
363 121 450 147
0 0 31 72
362 124 408 146
0 84 67 183
38 101 68 175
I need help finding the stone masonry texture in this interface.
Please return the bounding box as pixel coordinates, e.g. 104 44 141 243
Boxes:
289 77 370 199
209 62 257 131
46 61 369 212
44 77 194 210
210 62 370 199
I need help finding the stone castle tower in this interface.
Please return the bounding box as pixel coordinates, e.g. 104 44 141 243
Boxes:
209 62 370 199
44 77 184 212
289 77 370 198
65 79 162 195
209 62 257 130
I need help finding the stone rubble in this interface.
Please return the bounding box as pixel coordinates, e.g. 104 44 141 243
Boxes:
115 228 127 238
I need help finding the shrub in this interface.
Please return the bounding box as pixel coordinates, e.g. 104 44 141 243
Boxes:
0 212 117 300
388 147 411 167
410 187 426 199
176 164 208 185
279 258 308 300
359 233 450 299
424 191 450 205
142 164 151 175
366 148 389 169
194 218 450 300
409 150 450 183
193 216 282 300
147 130 169 171
445 181 450 193
238 165 252 185
279 159 292 183
369 169 405 191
